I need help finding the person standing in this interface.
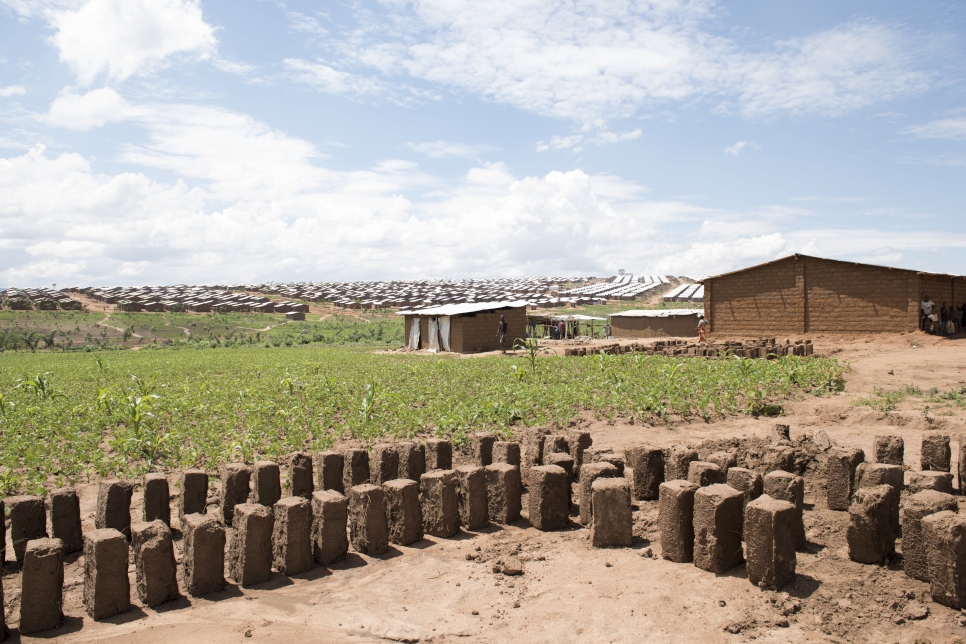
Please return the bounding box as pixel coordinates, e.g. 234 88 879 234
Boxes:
920 294 935 332
497 314 508 353
696 314 709 343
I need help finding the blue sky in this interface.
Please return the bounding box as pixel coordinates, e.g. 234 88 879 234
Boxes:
1 0 965 286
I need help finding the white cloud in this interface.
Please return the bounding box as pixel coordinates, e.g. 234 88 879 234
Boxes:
46 87 130 129
0 85 27 97
50 0 216 84
283 58 388 97
724 141 758 156
408 140 498 159
904 117 966 140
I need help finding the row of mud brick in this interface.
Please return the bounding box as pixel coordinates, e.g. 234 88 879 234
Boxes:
563 338 814 358
828 432 966 609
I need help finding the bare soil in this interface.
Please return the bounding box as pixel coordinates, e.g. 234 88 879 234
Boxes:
5 331 966 643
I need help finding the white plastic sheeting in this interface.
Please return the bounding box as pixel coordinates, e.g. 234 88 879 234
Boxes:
408 318 421 350
427 316 439 352
439 316 451 352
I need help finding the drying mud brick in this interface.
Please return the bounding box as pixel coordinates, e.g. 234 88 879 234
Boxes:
763 471 806 549
529 465 571 531
523 429 548 482
568 430 593 473
426 439 453 471
95 480 134 540
960 435 966 496
272 497 313 576
142 473 170 526
288 452 314 499
9 495 47 565
659 481 698 562
923 511 966 609
847 485 896 564
371 444 400 485
827 447 865 511
688 461 725 487
693 484 744 573
83 528 130 620
318 450 345 492
744 496 797 590
762 445 796 474
857 463 903 532
131 520 178 607
908 471 955 494
726 468 763 509
771 424 791 444
252 460 282 507
665 447 699 481
348 484 389 555
48 488 83 554
626 445 664 501
420 470 460 537
455 466 488 530
19 538 64 634
492 441 521 467
179 469 209 524
922 433 952 472
591 478 632 548
485 463 522 524
597 453 625 476
472 432 497 467
579 462 619 525
707 451 738 474
229 503 275 587
383 479 423 545
544 434 569 459
902 490 958 582
874 435 904 465
311 490 349 565
396 442 426 481
545 452 575 479
182 513 225 596
219 463 251 526
343 448 371 490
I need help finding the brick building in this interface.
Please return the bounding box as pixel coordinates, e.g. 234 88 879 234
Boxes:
400 301 528 353
609 309 701 338
703 254 966 334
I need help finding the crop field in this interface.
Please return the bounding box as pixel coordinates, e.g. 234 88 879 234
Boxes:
0 346 845 496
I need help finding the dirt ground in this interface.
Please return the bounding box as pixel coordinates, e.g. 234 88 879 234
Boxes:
5 331 966 643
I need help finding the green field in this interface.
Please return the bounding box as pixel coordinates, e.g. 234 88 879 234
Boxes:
0 345 845 495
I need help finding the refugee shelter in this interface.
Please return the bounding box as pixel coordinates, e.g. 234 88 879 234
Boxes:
399 301 528 353
527 313 607 338
702 254 966 334
608 309 702 338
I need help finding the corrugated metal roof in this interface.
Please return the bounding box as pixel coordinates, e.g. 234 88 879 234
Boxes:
397 300 529 316
609 309 703 318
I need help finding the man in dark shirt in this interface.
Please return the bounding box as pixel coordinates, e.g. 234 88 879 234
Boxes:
497 315 508 353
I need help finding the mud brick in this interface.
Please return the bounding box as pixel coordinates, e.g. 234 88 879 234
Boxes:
252 461 282 507
370 444 400 485
567 430 593 473
874 435 904 465
228 503 274 587
131 520 178 607
529 465 570 531
311 490 349 565
348 484 388 555
579 462 619 526
922 433 951 472
522 429 549 481
142 473 170 526
272 497 312 576
9 495 47 565
383 479 423 545
902 490 958 582
420 470 460 538
659 481 699 563
182 513 225 596
687 461 725 487
288 452 314 499
396 442 426 481
95 480 134 540
744 496 797 590
543 434 569 459
664 447 699 481
19 538 64 634
726 468 763 510
693 484 744 573
960 435 966 496
764 471 806 549
923 511 966 608
83 528 130 620
179 469 209 524
492 441 521 467
425 439 453 471
545 452 575 479
771 424 791 444
48 488 83 554
318 450 345 492
625 445 664 501
908 471 955 495
827 447 865 511
485 463 522 524
472 432 497 467
597 453 624 476
455 466 488 530
847 485 896 564
762 445 796 474
856 463 902 532
707 451 738 474
591 478 632 548
219 463 252 526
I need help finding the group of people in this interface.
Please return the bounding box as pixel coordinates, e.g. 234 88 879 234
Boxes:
920 295 966 335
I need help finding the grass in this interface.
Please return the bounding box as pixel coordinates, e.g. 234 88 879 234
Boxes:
0 346 845 495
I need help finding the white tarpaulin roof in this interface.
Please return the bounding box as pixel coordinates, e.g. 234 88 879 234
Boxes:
610 309 702 318
398 300 529 316
527 313 606 321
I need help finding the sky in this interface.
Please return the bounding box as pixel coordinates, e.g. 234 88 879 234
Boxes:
1 0 965 287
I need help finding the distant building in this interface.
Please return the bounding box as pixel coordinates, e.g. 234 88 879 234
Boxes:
609 309 701 338
399 301 528 353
